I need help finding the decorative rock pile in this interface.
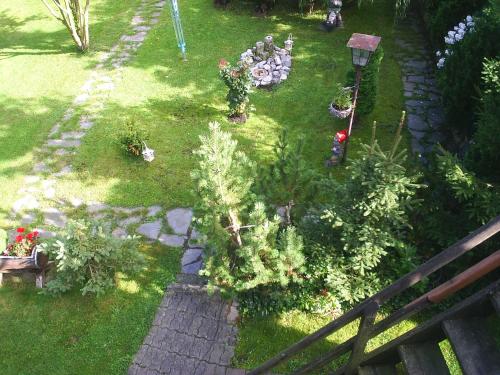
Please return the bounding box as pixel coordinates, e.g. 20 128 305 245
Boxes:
240 35 293 87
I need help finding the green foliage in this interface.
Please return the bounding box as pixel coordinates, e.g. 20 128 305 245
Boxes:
119 120 149 156
41 220 144 295
437 4 500 138
331 83 353 110
255 130 319 224
303 117 422 306
466 58 500 182
421 0 488 48
218 59 252 120
347 46 384 117
191 122 305 297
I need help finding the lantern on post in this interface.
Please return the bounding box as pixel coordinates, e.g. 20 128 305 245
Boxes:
341 33 381 164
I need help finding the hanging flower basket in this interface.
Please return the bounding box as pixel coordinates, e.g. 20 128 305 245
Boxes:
329 102 353 119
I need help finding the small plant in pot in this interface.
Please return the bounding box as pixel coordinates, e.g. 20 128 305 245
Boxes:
329 83 353 119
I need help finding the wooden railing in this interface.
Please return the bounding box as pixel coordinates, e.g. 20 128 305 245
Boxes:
249 215 500 375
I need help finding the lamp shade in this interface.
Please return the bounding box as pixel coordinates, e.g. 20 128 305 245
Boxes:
347 33 381 67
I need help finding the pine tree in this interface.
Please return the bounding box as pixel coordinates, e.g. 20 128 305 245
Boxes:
191 122 305 295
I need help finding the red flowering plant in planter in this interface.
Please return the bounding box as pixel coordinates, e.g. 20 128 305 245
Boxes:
2 228 40 257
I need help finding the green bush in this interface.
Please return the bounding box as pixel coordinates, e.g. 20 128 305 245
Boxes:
218 59 252 122
119 120 150 157
466 58 500 182
436 4 500 138
41 220 144 295
346 46 384 117
421 0 488 48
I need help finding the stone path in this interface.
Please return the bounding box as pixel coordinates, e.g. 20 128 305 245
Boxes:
394 14 445 160
4 1 245 373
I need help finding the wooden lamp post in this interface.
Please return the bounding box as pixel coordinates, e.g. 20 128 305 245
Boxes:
341 33 381 163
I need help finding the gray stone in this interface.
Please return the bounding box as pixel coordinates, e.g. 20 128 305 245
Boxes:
407 114 429 132
166 208 193 235
62 109 74 122
49 123 61 137
407 75 425 83
43 208 67 228
137 220 162 240
54 149 69 156
96 82 115 91
13 195 39 213
134 25 151 32
54 165 73 177
119 216 142 227
147 205 162 217
43 187 56 199
155 0 166 7
182 248 203 266
87 202 108 213
25 175 40 184
152 11 162 17
403 81 415 91
47 139 81 148
150 18 159 25
121 32 146 42
61 131 85 140
70 197 84 208
182 260 203 274
21 213 36 225
408 128 426 140
112 228 128 239
74 93 90 105
159 234 185 247
131 15 145 25
79 116 94 130
33 162 48 173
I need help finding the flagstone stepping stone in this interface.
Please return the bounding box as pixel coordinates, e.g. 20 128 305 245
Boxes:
70 197 84 208
134 25 151 32
155 1 166 7
25 176 40 184
21 213 36 225
62 109 74 121
150 18 159 25
152 11 162 17
33 162 48 173
166 208 193 235
132 15 144 25
74 93 90 105
79 117 94 130
182 259 203 274
54 149 70 156
119 216 142 227
47 139 81 148
121 32 147 42
147 205 162 217
43 208 67 228
112 227 128 239
407 114 428 132
61 131 86 140
113 206 144 214
49 123 61 137
43 187 56 199
96 82 115 91
13 195 39 213
158 234 185 247
54 165 73 177
182 248 203 266
137 220 162 240
87 202 108 213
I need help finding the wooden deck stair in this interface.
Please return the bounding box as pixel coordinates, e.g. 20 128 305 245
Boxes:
249 216 500 375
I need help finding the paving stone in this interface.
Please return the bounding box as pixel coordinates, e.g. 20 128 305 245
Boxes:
21 213 36 225
134 25 151 32
121 32 147 42
49 123 61 137
407 114 429 132
70 197 84 208
182 260 203 274
47 139 81 148
166 208 193 235
87 202 109 213
43 208 67 228
13 195 39 213
43 187 56 199
74 93 90 105
112 227 128 239
54 165 73 177
33 162 48 173
137 220 162 240
150 18 159 25
155 1 166 7
147 205 162 217
181 248 203 266
159 234 185 247
119 216 143 227
96 82 115 91
79 116 94 130
152 11 162 17
131 15 145 25
62 109 74 122
54 149 70 156
407 75 425 83
61 131 86 140
25 175 40 184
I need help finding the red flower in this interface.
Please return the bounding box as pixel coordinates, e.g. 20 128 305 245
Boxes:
15 235 24 243
17 227 25 233
26 233 34 241
33 231 39 237
336 129 349 144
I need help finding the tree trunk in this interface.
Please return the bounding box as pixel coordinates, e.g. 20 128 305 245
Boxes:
41 0 90 52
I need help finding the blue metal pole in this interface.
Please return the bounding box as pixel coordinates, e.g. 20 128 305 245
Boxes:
169 0 187 61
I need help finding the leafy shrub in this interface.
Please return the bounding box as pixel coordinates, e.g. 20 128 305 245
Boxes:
41 220 144 295
331 83 353 110
466 58 500 182
218 59 252 122
436 4 500 139
191 122 305 297
119 120 149 156
346 46 384 117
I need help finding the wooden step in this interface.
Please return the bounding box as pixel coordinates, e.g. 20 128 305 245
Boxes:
442 318 500 375
491 291 500 315
398 342 450 375
358 364 398 375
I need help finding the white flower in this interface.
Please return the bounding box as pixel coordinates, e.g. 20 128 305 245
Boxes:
448 31 456 38
454 26 459 31
466 15 473 23
459 22 466 29
445 49 451 56
458 28 466 35
437 58 445 69
436 50 441 57
467 21 475 28
444 37 455 45
455 33 463 41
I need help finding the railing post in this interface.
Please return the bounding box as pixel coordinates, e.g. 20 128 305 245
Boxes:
345 301 379 374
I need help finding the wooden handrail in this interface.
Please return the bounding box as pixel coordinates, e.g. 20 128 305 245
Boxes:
249 216 500 375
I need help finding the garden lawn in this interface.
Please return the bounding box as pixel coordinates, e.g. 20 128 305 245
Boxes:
51 0 406 207
0 243 182 375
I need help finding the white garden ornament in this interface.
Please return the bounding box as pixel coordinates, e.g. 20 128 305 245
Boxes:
142 142 155 162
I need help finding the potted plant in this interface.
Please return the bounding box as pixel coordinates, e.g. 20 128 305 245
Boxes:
0 227 47 273
329 83 353 119
119 120 155 162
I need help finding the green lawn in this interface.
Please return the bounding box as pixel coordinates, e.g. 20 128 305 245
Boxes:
0 243 181 375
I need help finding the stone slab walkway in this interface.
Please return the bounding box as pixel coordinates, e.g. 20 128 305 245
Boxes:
394 13 445 160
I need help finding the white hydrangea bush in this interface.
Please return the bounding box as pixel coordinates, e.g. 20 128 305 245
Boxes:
436 15 475 69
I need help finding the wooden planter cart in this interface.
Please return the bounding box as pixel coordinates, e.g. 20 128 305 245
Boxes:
0 247 52 288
